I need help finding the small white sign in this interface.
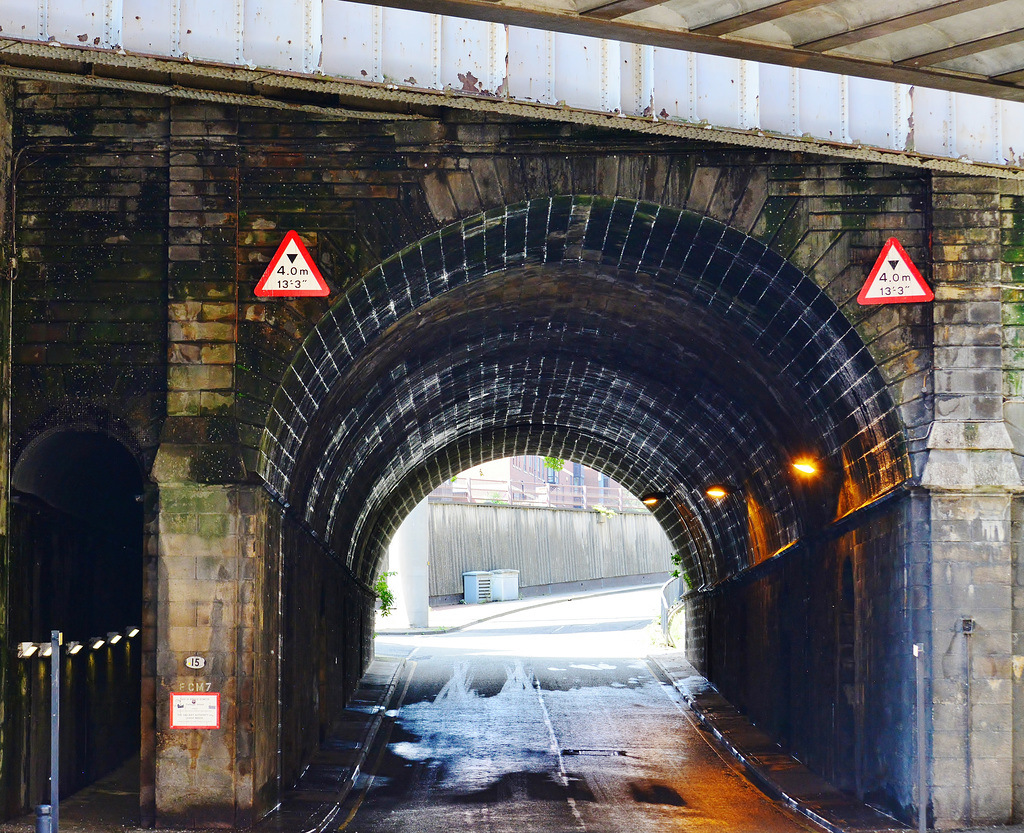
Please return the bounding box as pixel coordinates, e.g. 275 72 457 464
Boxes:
184 656 206 669
170 692 220 729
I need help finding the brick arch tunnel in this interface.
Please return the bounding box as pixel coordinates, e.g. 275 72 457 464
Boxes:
261 195 914 812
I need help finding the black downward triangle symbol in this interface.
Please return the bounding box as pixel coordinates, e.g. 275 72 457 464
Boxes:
287 253 298 263
888 259 899 269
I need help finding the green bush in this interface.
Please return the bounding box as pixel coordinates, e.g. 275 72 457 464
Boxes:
374 571 397 616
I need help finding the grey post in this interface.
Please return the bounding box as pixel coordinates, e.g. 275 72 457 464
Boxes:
915 643 926 833
50 630 60 833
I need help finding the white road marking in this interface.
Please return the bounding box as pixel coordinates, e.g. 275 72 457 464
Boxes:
533 676 587 832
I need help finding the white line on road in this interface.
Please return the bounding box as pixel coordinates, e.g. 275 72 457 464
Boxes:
533 676 587 832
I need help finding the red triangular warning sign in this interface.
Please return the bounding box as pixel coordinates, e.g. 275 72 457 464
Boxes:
255 230 330 298
857 237 932 305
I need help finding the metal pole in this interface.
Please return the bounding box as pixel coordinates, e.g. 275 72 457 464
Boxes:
50 630 60 833
962 619 974 828
914 643 926 833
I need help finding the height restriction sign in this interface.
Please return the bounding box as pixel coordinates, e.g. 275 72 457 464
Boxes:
255 230 330 297
857 238 933 305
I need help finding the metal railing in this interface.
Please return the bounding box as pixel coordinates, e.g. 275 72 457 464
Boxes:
660 575 684 644
429 478 649 513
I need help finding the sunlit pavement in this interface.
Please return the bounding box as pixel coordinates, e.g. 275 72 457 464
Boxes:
341 587 819 833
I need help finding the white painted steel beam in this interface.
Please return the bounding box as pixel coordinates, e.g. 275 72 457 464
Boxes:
0 0 1022 170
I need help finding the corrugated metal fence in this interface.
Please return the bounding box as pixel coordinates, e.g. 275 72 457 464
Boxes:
428 502 673 599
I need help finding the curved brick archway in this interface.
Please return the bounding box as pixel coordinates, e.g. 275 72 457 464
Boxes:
260 195 910 589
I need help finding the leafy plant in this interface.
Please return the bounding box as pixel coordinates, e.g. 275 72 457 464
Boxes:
375 571 397 616
669 552 694 590
592 504 617 518
543 456 565 472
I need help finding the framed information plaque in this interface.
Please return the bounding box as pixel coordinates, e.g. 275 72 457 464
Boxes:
170 692 220 729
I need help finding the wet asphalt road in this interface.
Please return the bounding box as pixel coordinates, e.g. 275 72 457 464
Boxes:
341 590 816 833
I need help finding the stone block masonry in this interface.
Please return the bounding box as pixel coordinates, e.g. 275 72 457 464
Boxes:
3 79 1024 831
152 482 272 827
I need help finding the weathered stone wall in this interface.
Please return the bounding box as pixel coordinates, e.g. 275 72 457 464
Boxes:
920 176 1023 827
11 84 167 466
0 75 14 819
1001 178 1024 822
279 512 374 793
150 482 273 827
681 495 916 818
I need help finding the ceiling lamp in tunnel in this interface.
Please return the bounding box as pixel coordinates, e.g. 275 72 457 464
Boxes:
640 492 669 509
107 631 123 645
126 626 140 638
67 641 83 655
792 459 819 476
40 643 52 657
705 486 729 500
89 636 106 650
17 642 37 658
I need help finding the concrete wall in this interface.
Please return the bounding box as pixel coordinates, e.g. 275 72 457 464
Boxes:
428 502 673 602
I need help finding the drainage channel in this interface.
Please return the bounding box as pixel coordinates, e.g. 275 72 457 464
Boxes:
560 749 629 757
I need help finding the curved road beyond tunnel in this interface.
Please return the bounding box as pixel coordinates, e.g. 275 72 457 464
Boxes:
341 589 817 833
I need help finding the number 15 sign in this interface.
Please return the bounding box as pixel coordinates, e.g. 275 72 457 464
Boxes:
254 230 330 298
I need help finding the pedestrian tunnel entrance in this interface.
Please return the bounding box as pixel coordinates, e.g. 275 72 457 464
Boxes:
9 428 144 814
261 196 913 816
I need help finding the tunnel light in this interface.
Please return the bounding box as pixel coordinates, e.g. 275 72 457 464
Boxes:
706 486 728 499
792 459 819 476
67 641 83 655
17 642 38 658
126 626 140 638
89 637 105 650
640 492 667 509
107 631 122 645
40 643 52 657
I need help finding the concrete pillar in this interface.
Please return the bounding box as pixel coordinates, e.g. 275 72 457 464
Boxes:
920 175 1023 828
388 499 430 628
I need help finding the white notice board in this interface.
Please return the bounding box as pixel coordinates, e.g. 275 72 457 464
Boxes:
170 692 220 729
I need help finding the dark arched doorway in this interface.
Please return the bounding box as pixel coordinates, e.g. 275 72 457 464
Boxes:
9 429 143 815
